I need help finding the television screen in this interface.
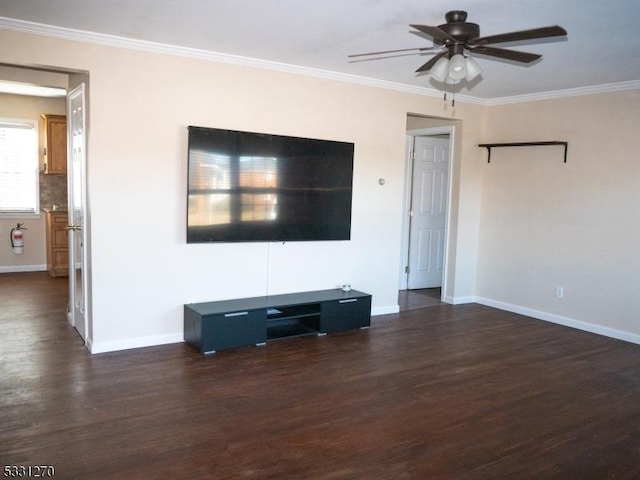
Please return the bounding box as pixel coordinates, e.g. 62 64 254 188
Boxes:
187 126 354 243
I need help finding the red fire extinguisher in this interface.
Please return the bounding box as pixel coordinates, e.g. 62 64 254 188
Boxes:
10 223 26 255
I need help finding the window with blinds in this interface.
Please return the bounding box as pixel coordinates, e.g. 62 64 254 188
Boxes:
0 118 39 214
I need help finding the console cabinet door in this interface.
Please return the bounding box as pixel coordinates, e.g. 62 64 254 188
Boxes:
201 310 266 353
320 296 371 333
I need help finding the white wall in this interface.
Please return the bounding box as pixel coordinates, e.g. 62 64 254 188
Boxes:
477 90 640 342
0 28 485 352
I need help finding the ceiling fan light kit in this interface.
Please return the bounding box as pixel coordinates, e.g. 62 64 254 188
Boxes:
428 53 482 85
349 10 567 103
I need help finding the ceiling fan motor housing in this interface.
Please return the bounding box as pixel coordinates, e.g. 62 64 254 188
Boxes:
435 10 480 45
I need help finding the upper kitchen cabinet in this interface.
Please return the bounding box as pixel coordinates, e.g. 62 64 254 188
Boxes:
41 113 67 174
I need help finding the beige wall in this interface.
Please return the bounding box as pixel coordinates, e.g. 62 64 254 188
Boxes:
478 90 640 339
0 92 66 271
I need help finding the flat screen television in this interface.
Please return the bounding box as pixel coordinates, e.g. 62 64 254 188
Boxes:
187 126 354 243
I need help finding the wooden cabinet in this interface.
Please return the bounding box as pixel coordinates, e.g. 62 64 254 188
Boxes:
41 114 67 174
45 211 69 277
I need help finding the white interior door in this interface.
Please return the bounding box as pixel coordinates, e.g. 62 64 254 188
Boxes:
407 135 450 289
67 83 88 343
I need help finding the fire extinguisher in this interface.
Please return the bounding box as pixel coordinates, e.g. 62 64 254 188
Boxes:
10 223 26 255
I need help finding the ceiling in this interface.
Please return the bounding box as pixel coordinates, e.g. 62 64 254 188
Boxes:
1 0 640 101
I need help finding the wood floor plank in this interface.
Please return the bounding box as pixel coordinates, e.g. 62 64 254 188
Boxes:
1 272 640 479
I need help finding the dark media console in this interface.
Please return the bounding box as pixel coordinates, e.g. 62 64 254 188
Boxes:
184 289 372 354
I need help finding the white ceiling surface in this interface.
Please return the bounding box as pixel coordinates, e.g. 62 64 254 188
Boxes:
1 0 640 100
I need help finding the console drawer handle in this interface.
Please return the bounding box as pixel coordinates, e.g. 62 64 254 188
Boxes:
224 311 249 317
339 299 358 304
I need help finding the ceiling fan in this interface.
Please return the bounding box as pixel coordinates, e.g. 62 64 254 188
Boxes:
349 10 567 85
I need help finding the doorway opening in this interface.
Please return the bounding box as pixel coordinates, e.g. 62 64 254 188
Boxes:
0 63 90 347
399 122 455 311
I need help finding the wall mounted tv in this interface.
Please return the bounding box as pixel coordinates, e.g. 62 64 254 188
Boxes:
187 126 354 243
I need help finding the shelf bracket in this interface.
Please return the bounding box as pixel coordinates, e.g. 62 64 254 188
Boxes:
479 141 568 163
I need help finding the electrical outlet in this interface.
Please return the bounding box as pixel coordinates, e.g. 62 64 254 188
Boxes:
556 287 564 299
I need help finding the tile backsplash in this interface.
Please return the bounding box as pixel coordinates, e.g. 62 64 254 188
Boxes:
39 172 67 209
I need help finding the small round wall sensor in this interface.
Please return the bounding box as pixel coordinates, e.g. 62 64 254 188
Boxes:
378 178 385 186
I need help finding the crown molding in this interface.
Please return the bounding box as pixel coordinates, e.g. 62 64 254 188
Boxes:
1 16 638 107
485 79 640 106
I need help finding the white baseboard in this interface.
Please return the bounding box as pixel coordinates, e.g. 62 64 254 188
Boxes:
443 295 476 305
0 264 47 273
372 304 400 316
90 332 184 354
475 296 640 346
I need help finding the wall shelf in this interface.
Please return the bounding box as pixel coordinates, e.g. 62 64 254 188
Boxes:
479 141 568 163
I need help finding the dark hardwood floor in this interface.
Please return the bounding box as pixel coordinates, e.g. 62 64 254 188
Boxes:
2 272 640 479
399 288 444 311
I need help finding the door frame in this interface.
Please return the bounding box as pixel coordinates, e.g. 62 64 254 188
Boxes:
66 82 89 345
399 126 455 301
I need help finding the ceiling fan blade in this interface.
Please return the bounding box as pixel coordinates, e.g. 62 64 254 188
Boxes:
472 26 567 45
410 24 457 44
348 46 441 58
470 46 541 63
415 51 447 73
